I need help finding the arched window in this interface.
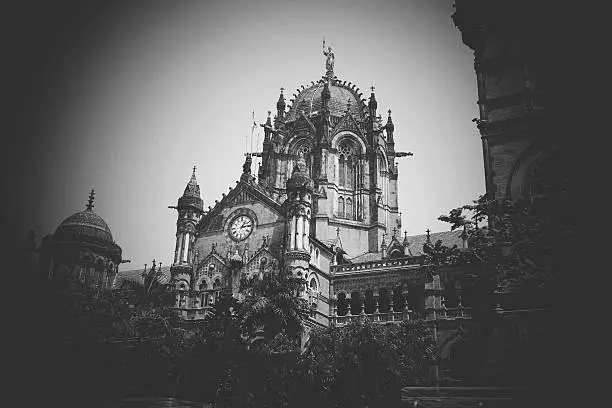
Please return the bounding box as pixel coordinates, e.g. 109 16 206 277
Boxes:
338 139 358 190
339 155 346 186
337 293 348 316
309 277 318 291
346 198 353 219
199 281 207 291
350 292 361 315
338 197 345 217
213 279 221 289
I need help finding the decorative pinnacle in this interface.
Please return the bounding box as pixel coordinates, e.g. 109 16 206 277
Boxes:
192 165 196 174
371 85 375 92
86 189 95 211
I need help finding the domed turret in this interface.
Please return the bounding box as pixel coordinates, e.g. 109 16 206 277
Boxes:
40 190 122 291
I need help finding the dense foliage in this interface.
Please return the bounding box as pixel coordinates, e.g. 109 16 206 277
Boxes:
25 263 437 407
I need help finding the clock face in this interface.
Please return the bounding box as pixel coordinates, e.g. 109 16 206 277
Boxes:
229 215 254 241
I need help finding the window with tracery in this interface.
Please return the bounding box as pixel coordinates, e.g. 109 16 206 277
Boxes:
337 137 363 220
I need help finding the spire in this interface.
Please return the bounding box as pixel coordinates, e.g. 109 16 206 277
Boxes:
403 230 409 246
183 166 201 197
322 80 331 108
85 189 95 211
265 110 272 127
386 109 395 132
368 86 378 111
277 87 286 118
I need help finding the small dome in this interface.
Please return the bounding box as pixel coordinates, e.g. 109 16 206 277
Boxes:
286 78 365 121
55 209 114 243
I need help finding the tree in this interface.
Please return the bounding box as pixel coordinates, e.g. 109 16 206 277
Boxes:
291 320 437 408
429 193 572 387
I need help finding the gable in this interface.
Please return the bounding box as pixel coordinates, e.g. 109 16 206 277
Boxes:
193 252 227 289
198 181 283 234
332 111 365 139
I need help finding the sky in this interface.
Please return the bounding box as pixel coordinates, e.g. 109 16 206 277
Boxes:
3 0 483 271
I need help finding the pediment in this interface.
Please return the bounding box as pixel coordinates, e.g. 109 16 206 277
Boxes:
198 181 283 233
293 112 316 133
332 111 364 138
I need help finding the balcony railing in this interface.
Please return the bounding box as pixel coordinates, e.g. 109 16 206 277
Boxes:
332 256 424 274
332 310 416 326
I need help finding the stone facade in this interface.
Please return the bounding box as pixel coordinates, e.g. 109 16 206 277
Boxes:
452 0 572 205
38 190 122 292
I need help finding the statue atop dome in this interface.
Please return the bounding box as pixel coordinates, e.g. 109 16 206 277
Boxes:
322 38 335 78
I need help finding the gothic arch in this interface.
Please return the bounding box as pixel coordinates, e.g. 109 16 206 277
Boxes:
331 131 367 153
284 135 314 176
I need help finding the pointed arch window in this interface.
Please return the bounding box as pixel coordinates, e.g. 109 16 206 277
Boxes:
338 197 345 217
346 198 353 219
339 155 346 186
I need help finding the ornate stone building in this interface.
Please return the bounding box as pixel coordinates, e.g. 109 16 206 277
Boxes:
38 190 122 292
163 51 467 334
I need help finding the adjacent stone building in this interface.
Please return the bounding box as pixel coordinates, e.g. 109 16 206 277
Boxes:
38 190 122 292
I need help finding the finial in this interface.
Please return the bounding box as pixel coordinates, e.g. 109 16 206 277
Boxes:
370 85 375 93
86 189 95 211
192 165 196 174
392 227 397 238
425 228 431 244
280 87 284 94
336 227 340 237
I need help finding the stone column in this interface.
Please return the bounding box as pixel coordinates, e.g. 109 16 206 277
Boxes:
174 234 181 264
360 293 365 315
182 233 190 263
303 216 310 249
296 215 303 250
289 215 296 250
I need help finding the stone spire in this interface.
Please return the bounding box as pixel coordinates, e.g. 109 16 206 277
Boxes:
85 189 95 211
276 87 286 121
183 166 201 198
171 167 204 267
386 109 395 143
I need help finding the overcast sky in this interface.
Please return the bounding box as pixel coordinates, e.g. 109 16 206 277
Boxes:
4 0 483 271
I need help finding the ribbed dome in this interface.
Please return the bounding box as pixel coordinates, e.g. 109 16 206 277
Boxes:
286 79 365 121
55 209 114 243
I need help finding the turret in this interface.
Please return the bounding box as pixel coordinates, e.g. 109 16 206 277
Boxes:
367 86 378 145
275 87 286 126
283 153 313 279
386 109 395 144
170 167 204 267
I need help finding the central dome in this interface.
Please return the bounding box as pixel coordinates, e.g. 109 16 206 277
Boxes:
55 209 114 243
286 78 366 122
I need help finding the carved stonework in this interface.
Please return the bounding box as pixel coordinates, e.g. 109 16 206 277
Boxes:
332 112 364 138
